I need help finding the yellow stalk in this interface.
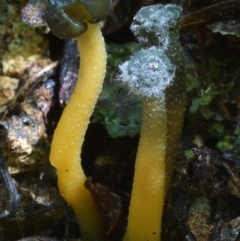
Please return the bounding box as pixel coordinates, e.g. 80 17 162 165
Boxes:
50 23 106 241
123 97 167 241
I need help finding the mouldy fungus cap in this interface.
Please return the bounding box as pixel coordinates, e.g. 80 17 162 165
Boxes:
45 0 112 39
131 4 182 48
119 47 175 98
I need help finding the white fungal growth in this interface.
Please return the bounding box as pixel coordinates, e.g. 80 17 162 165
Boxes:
131 4 182 49
119 47 175 98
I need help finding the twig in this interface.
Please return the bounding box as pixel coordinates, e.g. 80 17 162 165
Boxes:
16 237 61 241
180 0 240 32
0 151 21 215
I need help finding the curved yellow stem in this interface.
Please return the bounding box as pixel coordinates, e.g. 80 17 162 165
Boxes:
123 97 167 241
50 23 106 241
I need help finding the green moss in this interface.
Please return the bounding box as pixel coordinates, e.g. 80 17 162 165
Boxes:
185 41 240 151
216 136 240 151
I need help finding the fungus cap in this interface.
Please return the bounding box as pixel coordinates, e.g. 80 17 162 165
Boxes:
131 4 182 48
119 47 176 98
46 0 112 39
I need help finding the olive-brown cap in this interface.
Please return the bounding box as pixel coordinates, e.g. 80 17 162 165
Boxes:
46 0 112 39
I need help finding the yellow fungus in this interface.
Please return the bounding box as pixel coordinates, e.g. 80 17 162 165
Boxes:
50 23 106 241
119 4 185 241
